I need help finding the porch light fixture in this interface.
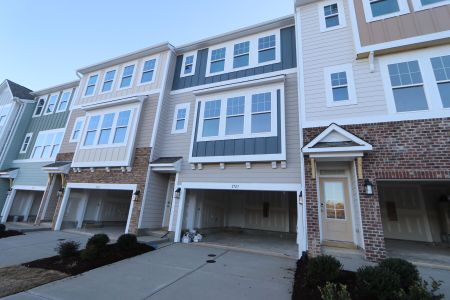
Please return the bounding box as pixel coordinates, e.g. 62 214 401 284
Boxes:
57 188 64 197
364 179 374 196
174 188 181 199
133 190 141 196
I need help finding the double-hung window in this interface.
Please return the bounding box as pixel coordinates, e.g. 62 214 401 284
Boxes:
172 103 190 134
258 35 276 63
319 1 346 32
84 115 100 146
183 55 195 75
34 98 46 116
251 92 272 133
363 0 409 21
202 100 221 137
324 4 339 28
387 60 428 112
45 94 59 115
233 42 250 69
210 48 226 74
102 70 116 93
141 59 156 84
430 55 450 108
226 96 245 135
113 110 131 144
98 113 114 144
324 64 357 106
20 133 33 153
56 90 71 112
70 117 85 142
331 72 349 101
31 130 63 160
120 65 135 88
85 75 98 96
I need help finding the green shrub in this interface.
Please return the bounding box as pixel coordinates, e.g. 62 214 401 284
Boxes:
80 246 99 261
356 265 402 300
379 258 420 290
86 234 109 250
407 278 444 300
306 255 342 287
0 224 5 232
319 282 351 300
55 241 80 259
117 234 138 250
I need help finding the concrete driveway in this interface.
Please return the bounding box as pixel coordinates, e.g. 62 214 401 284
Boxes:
0 231 89 268
3 243 296 300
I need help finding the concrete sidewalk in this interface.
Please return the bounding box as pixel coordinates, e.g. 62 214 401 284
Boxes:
0 231 89 268
3 243 296 300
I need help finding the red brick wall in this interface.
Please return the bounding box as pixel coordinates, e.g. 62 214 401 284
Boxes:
304 118 450 261
52 148 151 234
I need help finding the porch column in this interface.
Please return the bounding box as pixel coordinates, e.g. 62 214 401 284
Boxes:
0 189 16 223
174 187 186 242
54 187 71 230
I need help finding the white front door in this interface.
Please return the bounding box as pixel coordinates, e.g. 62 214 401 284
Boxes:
162 180 175 228
320 177 354 243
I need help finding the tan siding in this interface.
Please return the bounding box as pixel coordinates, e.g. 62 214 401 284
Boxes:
354 0 450 47
140 172 170 229
60 109 86 154
74 51 168 107
135 94 159 148
300 1 388 123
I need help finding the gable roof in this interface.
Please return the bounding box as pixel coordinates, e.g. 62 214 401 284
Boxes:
303 123 372 154
6 80 33 99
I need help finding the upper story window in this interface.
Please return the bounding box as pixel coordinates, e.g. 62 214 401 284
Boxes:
84 75 98 97
183 55 195 76
31 130 63 160
233 42 250 69
210 48 226 74
101 70 116 93
431 55 450 108
331 72 349 101
387 60 428 112
140 59 156 84
119 65 135 89
44 94 59 115
258 35 276 63
113 110 131 143
202 100 221 137
98 113 115 145
319 0 346 32
171 103 190 134
363 0 409 22
251 93 272 133
324 64 357 107
70 117 85 143
20 133 33 154
84 115 100 146
411 0 450 10
56 90 71 112
226 96 245 135
33 97 46 116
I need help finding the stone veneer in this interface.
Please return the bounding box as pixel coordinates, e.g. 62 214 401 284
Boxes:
303 118 450 262
52 147 151 234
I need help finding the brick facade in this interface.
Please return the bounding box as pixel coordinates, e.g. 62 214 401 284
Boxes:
303 118 450 261
52 147 151 234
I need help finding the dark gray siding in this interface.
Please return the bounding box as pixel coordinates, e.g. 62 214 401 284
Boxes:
192 90 282 157
172 26 297 90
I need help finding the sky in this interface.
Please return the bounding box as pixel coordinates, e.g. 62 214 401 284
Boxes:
0 0 293 91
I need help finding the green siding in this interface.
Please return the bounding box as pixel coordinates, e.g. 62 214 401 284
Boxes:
10 161 50 187
0 180 10 212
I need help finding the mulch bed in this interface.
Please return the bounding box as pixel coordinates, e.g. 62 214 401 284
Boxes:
0 230 24 239
23 243 154 276
292 253 361 300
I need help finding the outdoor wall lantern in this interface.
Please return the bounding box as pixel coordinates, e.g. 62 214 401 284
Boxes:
364 179 374 196
57 188 64 197
174 188 181 199
134 190 141 196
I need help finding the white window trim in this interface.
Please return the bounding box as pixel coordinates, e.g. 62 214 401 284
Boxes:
20 133 33 154
43 92 60 116
379 45 450 115
82 73 100 98
33 96 48 117
118 62 137 91
362 0 410 22
171 103 190 134
69 116 85 143
99 68 117 95
56 89 72 113
78 103 137 150
233 41 251 69
204 29 281 77
137 55 159 86
196 83 280 142
411 0 450 11
324 64 357 107
180 52 197 78
29 128 64 162
318 0 347 32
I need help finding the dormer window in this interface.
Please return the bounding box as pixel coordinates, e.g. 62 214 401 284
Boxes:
85 75 98 96
210 48 226 74
258 35 276 63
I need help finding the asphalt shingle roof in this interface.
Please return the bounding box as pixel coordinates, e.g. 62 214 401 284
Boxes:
6 79 33 99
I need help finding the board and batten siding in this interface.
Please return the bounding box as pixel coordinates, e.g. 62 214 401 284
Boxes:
0 85 12 106
74 52 169 107
354 0 450 47
10 161 51 187
153 73 301 184
59 109 85 154
300 0 388 125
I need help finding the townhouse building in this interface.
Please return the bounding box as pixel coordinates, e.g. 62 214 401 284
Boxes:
50 43 174 237
0 81 78 225
141 16 303 257
295 0 450 261
0 80 34 213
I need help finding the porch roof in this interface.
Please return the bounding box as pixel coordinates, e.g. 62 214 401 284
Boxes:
150 157 183 173
42 161 71 174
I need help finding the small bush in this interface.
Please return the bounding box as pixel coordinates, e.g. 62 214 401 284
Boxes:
356 265 402 300
379 258 420 290
55 241 80 259
117 234 138 250
319 282 351 300
407 278 444 300
306 255 342 287
80 246 99 261
0 224 5 232
86 234 109 250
